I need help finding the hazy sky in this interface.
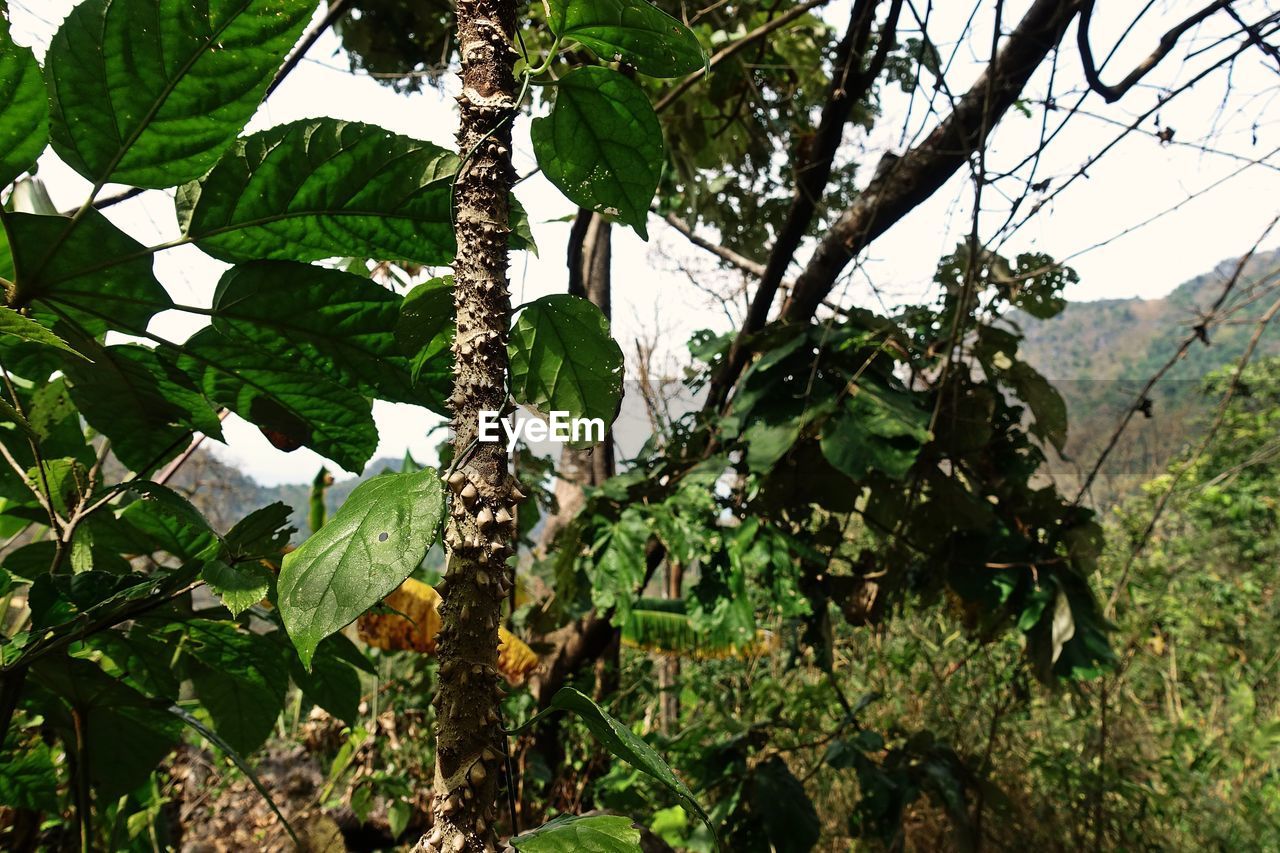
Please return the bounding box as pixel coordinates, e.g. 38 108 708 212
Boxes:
8 1 1280 485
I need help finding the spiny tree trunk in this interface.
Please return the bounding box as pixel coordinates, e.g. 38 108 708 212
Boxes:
422 0 518 849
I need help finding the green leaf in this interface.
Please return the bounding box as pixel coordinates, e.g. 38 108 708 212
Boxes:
178 118 458 265
531 67 662 238
89 628 182 700
0 737 59 812
278 466 446 669
63 343 222 473
512 814 642 853
395 275 455 411
224 502 296 562
819 386 930 481
27 457 88 517
508 294 624 436
549 687 711 830
185 620 289 755
31 656 182 799
210 260 418 403
1008 361 1067 452
120 482 223 563
545 0 706 78
0 11 48 188
202 559 271 616
45 0 313 188
288 635 363 724
587 508 649 621
3 211 172 336
0 306 89 359
178 326 378 473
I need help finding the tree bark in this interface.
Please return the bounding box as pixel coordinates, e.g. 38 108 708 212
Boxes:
423 0 518 849
779 0 1085 324
706 0 1086 405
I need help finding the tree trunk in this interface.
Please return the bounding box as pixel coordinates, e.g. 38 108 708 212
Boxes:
422 0 518 849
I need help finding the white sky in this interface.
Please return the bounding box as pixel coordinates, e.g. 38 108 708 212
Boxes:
8 0 1280 485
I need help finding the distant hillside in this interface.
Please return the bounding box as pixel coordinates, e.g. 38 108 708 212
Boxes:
1016 248 1280 381
1013 247 1280 502
166 450 412 541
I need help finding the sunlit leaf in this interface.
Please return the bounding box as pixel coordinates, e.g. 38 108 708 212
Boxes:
178 118 459 265
531 67 662 238
508 294 624 439
45 0 313 187
511 814 641 853
0 10 48 187
545 0 705 78
279 467 445 669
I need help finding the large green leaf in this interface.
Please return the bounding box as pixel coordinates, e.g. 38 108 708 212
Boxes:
31 656 182 799
63 343 222 473
819 386 930 481
287 635 363 724
178 118 458 265
549 687 711 829
184 620 289 755
210 260 417 403
0 9 48 187
508 294 624 437
545 0 705 78
511 814 642 853
395 275 455 411
178 327 378 473
120 482 223 563
2 211 172 336
278 466 445 668
531 67 662 238
45 0 313 188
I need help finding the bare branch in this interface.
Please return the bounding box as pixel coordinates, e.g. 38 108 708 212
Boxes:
696 0 1084 406
662 212 766 278
1077 0 1232 103
707 0 905 410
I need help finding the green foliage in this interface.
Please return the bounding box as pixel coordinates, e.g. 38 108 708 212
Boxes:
512 813 642 852
46 0 313 187
395 274 455 411
210 261 420 405
278 466 445 668
532 67 664 238
0 305 76 358
4 209 172 335
0 6 47 187
546 687 712 832
177 118 459 265
544 0 705 77
509 294 625 433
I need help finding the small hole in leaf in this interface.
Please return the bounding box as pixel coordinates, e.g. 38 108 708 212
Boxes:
378 532 389 542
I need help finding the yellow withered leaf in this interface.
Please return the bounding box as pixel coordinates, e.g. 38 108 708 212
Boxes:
357 577 538 684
